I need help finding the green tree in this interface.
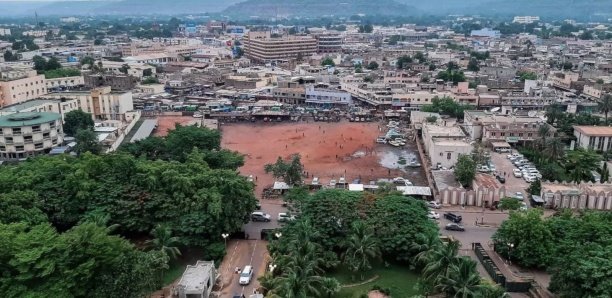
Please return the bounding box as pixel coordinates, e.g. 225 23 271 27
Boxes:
467 58 480 72
44 68 81 79
264 154 304 186
414 51 426 63
321 57 335 67
527 179 541 196
80 56 95 66
437 257 482 297
366 61 379 70
492 209 554 268
410 232 442 268
94 38 103 45
498 197 521 211
141 77 160 84
0 190 47 225
64 110 94 136
562 62 573 70
341 222 381 280
422 240 461 284
75 129 102 155
454 155 476 187
32 55 47 73
396 55 413 69
543 137 565 160
3 50 18 62
147 224 182 260
598 93 612 124
45 57 62 71
358 23 373 33
119 64 130 74
518 71 537 81
564 149 601 183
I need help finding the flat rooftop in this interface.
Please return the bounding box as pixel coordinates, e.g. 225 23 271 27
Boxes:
177 261 215 293
0 112 61 127
424 124 466 137
432 139 472 147
573 125 612 137
0 98 61 112
130 119 158 143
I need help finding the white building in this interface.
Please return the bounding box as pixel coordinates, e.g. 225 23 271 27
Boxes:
0 28 11 36
305 84 352 105
46 76 85 90
574 126 612 151
512 16 540 24
422 124 472 169
46 86 134 121
0 68 47 108
174 261 217 298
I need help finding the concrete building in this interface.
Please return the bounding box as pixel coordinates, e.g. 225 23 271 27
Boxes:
512 16 540 24
464 110 552 145
174 261 217 298
272 87 306 104
46 87 134 121
305 84 352 106
46 76 85 90
0 112 63 160
243 31 318 63
101 61 156 79
0 98 79 121
123 53 178 65
541 182 612 210
0 68 47 108
0 28 11 36
314 33 343 53
573 126 612 151
422 123 472 169
84 74 137 91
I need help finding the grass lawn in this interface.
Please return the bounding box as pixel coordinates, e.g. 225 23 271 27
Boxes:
328 263 421 298
162 260 187 285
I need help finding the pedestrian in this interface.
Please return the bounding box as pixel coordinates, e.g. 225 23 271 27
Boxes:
285 144 287 149
503 171 506 177
336 154 338 158
255 176 258 181
475 219 478 226
302 132 304 137
388 169 391 175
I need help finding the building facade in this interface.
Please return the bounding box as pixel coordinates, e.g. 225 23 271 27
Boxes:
315 33 343 53
574 126 612 151
0 112 63 160
46 87 134 121
0 68 47 108
305 84 352 105
243 31 318 63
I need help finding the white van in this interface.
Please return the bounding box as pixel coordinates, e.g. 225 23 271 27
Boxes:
239 265 253 285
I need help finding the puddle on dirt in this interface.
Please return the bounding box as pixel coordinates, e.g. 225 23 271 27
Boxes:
352 150 367 158
378 149 418 169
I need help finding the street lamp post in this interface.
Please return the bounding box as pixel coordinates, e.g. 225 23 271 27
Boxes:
222 233 229 248
268 264 277 273
274 232 282 239
507 243 515 265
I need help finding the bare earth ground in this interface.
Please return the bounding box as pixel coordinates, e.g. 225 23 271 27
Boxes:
154 115 197 137
221 121 407 195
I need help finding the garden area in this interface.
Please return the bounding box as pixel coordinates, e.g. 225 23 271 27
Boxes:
329 263 420 298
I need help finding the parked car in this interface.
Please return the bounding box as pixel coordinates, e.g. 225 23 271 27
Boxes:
277 212 296 222
514 192 524 200
239 265 253 285
428 201 442 209
428 211 440 219
445 223 465 231
524 175 537 183
495 175 506 184
520 202 528 211
376 137 387 144
513 169 522 178
477 165 490 172
444 212 463 223
250 211 271 222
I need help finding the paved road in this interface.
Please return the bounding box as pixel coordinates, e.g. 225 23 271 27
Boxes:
219 239 269 297
490 151 529 195
436 208 506 249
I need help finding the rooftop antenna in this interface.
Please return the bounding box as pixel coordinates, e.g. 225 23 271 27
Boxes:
35 11 39 28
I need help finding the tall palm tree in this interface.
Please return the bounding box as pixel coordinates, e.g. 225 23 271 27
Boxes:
411 232 442 268
436 257 482 298
598 93 612 124
544 137 565 161
321 277 341 298
270 252 327 298
422 240 460 284
146 224 182 260
342 222 381 280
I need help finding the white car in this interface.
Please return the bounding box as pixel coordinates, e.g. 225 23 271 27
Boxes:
524 175 536 183
513 169 522 178
277 212 296 222
428 201 442 209
239 266 253 285
515 192 524 200
428 211 440 219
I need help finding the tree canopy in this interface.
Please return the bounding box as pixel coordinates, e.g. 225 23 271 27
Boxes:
454 155 476 187
63 110 94 136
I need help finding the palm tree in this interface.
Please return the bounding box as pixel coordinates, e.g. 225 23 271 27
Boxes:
146 224 182 260
411 232 442 268
269 252 327 298
598 93 612 124
321 277 341 298
342 222 381 280
422 240 460 284
544 137 565 161
537 125 552 149
478 282 511 298
436 257 482 298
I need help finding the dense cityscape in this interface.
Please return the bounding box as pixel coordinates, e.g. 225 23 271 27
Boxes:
0 0 611 298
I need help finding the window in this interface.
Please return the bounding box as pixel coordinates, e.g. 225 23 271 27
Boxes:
491 132 496 137
500 132 506 137
447 152 452 160
43 132 50 138
519 133 524 137
5 137 13 144
52 139 58 145
32 125 40 132
34 143 43 149
16 145 24 151
12 128 21 135
510 133 515 137
24 136 32 143
528 133 533 137
50 122 56 129
0 146 4 151
440 152 443 156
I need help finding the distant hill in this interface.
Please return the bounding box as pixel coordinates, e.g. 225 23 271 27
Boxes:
0 0 242 16
221 0 419 19
397 0 612 19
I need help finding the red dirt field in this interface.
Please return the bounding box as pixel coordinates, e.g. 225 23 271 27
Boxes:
221 121 404 195
154 115 198 137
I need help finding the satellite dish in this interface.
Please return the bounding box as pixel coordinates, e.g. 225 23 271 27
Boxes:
528 111 537 117
491 107 500 112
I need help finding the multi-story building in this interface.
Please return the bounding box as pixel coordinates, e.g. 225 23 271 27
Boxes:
383 70 420 84
272 87 306 105
305 84 352 106
243 31 318 63
422 124 472 169
84 74 137 91
46 87 134 121
573 126 612 151
0 98 80 121
314 33 343 53
0 28 11 36
46 76 85 90
512 16 540 24
0 112 63 160
0 68 47 108
464 110 553 145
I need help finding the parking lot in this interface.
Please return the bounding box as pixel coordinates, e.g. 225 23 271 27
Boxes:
489 151 530 195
